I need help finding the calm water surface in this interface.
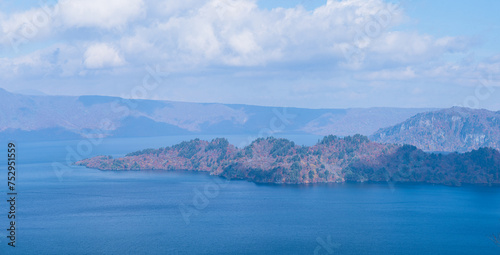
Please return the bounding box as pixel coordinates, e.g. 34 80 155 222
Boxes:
1 136 500 254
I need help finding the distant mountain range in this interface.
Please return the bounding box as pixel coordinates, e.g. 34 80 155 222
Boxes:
0 88 431 138
371 107 500 152
1 88 499 152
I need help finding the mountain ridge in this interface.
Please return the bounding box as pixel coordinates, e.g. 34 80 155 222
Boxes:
0 88 434 140
371 107 500 152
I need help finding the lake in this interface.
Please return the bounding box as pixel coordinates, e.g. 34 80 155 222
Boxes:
1 135 500 254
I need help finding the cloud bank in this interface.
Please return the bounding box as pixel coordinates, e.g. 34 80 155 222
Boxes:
0 0 498 109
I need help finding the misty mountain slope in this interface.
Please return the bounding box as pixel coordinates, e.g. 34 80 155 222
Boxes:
0 89 123 133
301 107 437 136
0 88 249 137
0 88 434 140
370 107 500 152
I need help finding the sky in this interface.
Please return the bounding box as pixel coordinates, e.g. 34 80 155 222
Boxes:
0 0 499 110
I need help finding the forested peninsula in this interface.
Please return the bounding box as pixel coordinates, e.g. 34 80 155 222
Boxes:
76 135 500 186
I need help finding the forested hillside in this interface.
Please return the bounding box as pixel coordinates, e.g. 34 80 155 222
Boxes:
76 136 500 186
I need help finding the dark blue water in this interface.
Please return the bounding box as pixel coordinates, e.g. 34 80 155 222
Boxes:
1 136 500 254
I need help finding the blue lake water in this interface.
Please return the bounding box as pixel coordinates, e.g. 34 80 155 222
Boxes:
1 135 500 254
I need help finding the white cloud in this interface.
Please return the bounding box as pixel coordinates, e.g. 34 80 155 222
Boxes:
1 0 494 110
356 66 416 81
0 43 85 79
368 32 471 66
83 43 125 69
228 31 261 57
124 0 408 67
0 5 58 48
58 0 144 29
118 0 473 71
1 0 470 69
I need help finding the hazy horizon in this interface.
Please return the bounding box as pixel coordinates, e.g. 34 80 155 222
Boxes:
0 86 445 110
